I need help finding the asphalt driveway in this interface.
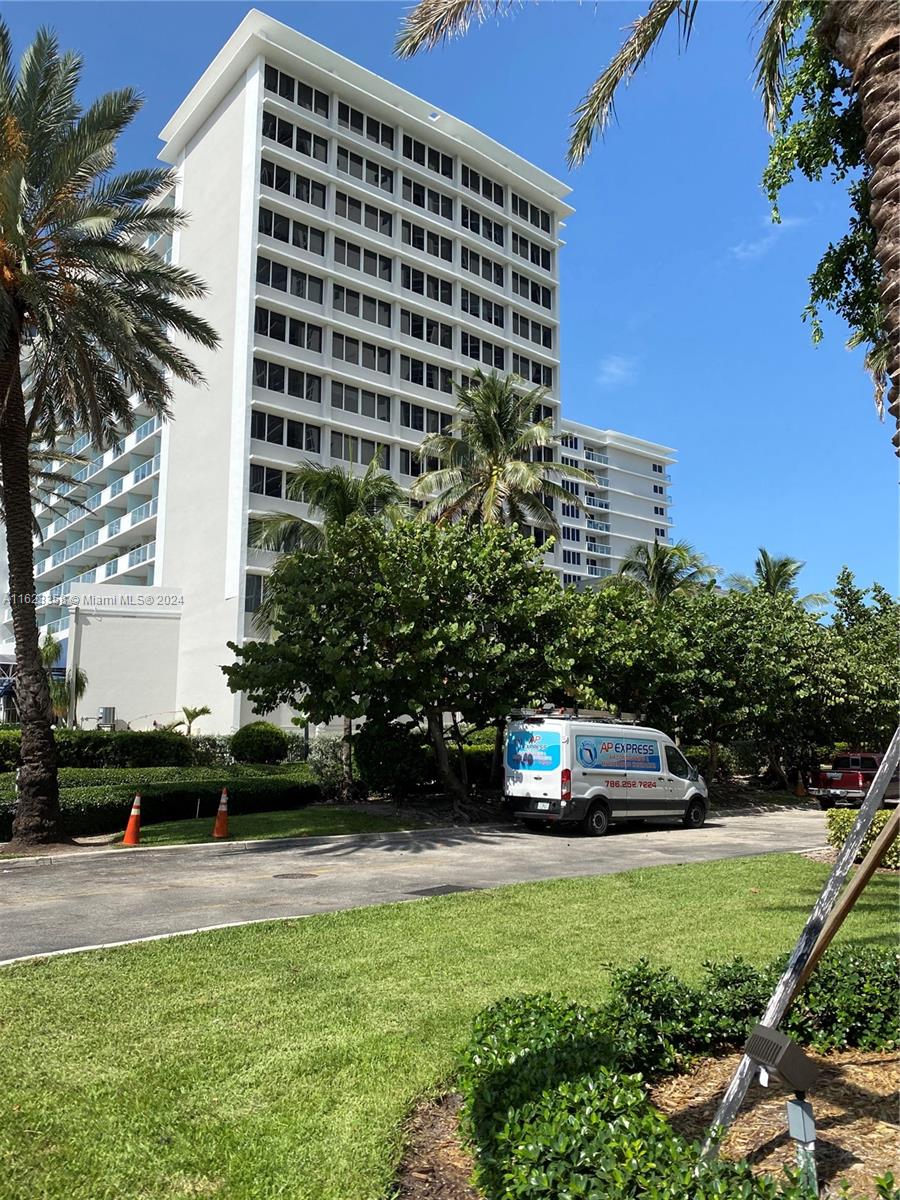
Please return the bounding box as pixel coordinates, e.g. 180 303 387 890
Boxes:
0 807 827 963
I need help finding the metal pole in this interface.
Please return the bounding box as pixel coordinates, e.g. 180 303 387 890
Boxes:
67 606 81 729
702 724 900 1158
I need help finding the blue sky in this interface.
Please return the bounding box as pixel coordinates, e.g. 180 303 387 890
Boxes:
7 2 897 596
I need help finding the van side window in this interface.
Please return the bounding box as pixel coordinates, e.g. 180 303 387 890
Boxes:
665 745 690 778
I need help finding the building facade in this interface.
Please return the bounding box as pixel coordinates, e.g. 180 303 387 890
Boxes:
1 12 675 732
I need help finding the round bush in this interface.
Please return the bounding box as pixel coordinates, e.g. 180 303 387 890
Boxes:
230 721 288 765
354 719 433 797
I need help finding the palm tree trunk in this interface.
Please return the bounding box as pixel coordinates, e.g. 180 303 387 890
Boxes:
820 2 900 449
0 350 64 845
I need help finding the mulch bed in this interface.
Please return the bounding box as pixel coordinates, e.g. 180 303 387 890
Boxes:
397 1051 899 1200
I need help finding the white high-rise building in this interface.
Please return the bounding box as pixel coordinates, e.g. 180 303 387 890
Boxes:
1 12 675 732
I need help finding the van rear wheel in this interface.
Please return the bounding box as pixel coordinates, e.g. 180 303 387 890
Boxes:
583 803 610 837
682 797 707 828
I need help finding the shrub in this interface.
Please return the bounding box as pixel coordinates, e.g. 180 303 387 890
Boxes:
306 736 347 797
354 720 433 797
826 807 899 869
0 729 19 771
0 728 197 769
231 721 288 765
0 769 320 839
190 735 233 766
460 745 494 790
283 731 309 763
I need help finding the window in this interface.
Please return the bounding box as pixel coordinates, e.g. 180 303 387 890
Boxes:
652 463 664 473
262 111 328 162
561 434 579 450
562 527 580 543
332 284 391 328
512 353 554 390
665 745 691 779
655 527 667 539
400 265 452 306
402 135 453 179
562 549 581 566
402 176 454 220
401 220 453 262
512 270 553 310
335 191 393 238
460 245 504 289
511 191 552 234
337 145 393 193
334 237 392 282
460 163 504 207
245 572 265 614
264 64 329 117
399 448 422 477
331 382 391 421
561 480 580 496
512 231 552 273
512 311 553 349
653 484 665 495
400 355 453 393
561 502 579 519
400 309 453 349
253 357 321 403
461 204 504 246
256 256 325 305
654 505 665 516
330 430 389 468
400 401 451 433
255 306 323 352
251 410 321 454
461 288 504 328
332 332 391 374
338 101 394 149
460 331 504 369
258 207 326 257
260 159 326 208
249 463 283 498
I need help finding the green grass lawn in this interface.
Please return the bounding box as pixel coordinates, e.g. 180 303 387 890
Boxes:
118 805 428 846
0 854 893 1200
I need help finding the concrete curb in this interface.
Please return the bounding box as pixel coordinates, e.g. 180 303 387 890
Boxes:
0 822 517 869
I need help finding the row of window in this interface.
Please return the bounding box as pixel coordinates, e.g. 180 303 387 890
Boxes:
460 244 505 288
461 287 504 328
331 432 390 468
337 145 394 194
262 111 328 163
336 190 393 237
253 357 322 403
402 176 454 221
257 254 325 303
461 204 504 247
338 100 394 149
264 64 329 118
401 308 453 349
512 231 552 273
512 352 554 389
402 219 453 262
255 305 323 352
562 549 581 565
461 163 504 208
331 381 392 422
333 284 391 327
401 264 453 306
512 311 553 350
512 270 552 311
511 191 552 235
251 410 322 453
259 205 326 256
399 447 439 477
400 400 452 433
332 332 392 375
461 332 505 370
400 354 453 394
403 134 453 179
335 235 393 281
562 527 580 543
260 157 326 209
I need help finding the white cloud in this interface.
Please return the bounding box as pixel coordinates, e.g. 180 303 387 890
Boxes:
595 354 638 388
729 214 807 262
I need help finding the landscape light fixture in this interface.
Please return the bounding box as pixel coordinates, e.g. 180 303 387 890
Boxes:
743 1024 819 1195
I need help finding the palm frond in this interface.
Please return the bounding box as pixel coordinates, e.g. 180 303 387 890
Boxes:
395 0 517 58
755 0 803 131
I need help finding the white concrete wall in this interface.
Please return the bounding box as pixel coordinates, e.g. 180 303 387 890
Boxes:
74 612 180 730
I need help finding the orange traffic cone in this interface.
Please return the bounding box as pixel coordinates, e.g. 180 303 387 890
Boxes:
123 794 141 846
212 787 229 839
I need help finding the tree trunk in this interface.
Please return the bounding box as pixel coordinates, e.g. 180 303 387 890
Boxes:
707 740 719 781
449 714 468 792
341 715 353 799
820 2 900 450
425 710 466 816
491 717 506 787
0 350 64 845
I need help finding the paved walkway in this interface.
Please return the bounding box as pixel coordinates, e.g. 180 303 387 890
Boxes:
0 808 827 963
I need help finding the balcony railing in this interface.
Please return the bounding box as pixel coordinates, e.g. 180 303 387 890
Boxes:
586 518 610 532
587 564 613 578
584 449 609 465
586 496 610 511
128 541 155 568
586 542 611 556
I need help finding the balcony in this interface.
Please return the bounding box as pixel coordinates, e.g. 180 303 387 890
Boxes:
586 518 610 533
585 542 610 556
587 563 613 578
585 449 609 465
34 497 159 580
586 496 610 511
592 474 610 487
42 419 161 507
103 540 156 581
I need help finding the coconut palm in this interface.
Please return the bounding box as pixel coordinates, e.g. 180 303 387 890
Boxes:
39 631 87 727
728 547 827 607
249 458 405 788
396 1 900 450
0 24 218 845
618 538 717 604
412 370 591 535
180 705 211 737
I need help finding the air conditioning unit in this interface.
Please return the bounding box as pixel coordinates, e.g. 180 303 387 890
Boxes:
97 706 116 729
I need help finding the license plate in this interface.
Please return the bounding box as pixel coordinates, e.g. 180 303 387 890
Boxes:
827 772 843 780
536 801 550 811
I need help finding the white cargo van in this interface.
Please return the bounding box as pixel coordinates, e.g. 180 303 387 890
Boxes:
505 714 708 836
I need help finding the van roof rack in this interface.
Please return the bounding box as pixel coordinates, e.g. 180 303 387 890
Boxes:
508 707 643 725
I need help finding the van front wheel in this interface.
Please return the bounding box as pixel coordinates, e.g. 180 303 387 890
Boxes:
682 797 707 828
583 803 610 837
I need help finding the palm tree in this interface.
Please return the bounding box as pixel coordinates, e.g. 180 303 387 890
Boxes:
0 25 218 845
618 538 717 603
39 632 87 727
249 458 405 788
412 371 591 535
181 705 211 737
396 1 900 450
728 547 827 608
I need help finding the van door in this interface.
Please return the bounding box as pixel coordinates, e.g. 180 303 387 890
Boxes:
664 744 692 815
574 732 666 818
505 723 564 806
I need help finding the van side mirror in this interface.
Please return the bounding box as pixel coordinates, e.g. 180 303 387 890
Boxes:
688 766 699 781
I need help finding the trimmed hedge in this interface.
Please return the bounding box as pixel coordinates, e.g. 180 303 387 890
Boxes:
826 807 899 870
0 728 194 770
0 762 310 798
459 948 899 1200
0 769 321 839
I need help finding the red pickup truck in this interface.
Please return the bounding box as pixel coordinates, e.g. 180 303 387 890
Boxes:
809 751 899 810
